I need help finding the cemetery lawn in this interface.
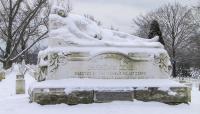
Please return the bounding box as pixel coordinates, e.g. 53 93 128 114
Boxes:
0 66 200 114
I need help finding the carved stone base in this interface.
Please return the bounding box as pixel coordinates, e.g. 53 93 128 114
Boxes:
29 86 191 105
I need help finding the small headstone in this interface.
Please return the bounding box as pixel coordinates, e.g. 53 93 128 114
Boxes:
16 75 25 94
0 71 5 81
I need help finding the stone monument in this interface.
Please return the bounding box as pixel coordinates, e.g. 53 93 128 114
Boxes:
29 0 191 105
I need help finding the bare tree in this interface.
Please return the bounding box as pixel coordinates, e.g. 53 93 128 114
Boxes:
190 3 200 68
0 0 48 69
133 3 198 77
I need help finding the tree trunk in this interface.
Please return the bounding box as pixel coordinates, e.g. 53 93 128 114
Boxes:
19 39 26 63
171 48 177 77
5 39 11 58
3 39 12 69
172 60 177 77
171 30 177 77
3 60 13 69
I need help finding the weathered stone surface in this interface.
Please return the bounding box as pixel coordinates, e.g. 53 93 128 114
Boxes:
67 91 94 105
29 86 191 105
134 87 191 105
94 91 133 103
30 89 94 105
37 51 171 81
16 79 25 94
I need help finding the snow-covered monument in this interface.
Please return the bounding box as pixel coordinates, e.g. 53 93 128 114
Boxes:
29 0 191 105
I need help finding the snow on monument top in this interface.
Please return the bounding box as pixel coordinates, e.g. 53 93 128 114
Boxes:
48 13 163 48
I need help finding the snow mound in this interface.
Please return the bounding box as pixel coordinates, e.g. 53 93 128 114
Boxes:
49 14 163 48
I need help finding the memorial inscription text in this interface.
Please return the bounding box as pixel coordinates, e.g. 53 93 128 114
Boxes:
73 53 147 79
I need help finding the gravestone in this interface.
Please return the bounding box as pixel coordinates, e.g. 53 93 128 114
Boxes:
0 71 5 81
16 60 26 94
16 75 25 94
29 0 191 105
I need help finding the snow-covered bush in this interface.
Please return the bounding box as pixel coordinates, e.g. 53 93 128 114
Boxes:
191 68 200 79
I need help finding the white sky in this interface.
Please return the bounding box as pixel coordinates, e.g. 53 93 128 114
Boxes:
71 0 199 34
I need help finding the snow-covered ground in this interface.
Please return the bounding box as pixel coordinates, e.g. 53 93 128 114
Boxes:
0 65 200 114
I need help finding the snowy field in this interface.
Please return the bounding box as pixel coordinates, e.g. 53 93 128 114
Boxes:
0 65 200 114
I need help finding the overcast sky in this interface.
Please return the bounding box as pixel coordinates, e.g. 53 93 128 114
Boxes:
71 0 199 34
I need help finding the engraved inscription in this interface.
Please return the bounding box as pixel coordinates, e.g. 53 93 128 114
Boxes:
74 71 146 78
73 53 147 79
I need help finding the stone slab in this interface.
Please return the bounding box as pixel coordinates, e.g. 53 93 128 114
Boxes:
67 91 94 105
30 88 94 105
94 91 133 102
134 87 191 105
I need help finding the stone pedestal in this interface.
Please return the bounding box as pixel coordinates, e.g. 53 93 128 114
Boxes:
16 75 25 94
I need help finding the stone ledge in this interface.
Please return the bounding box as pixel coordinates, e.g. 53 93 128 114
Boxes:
29 86 191 105
94 91 134 103
33 91 93 105
134 87 191 105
